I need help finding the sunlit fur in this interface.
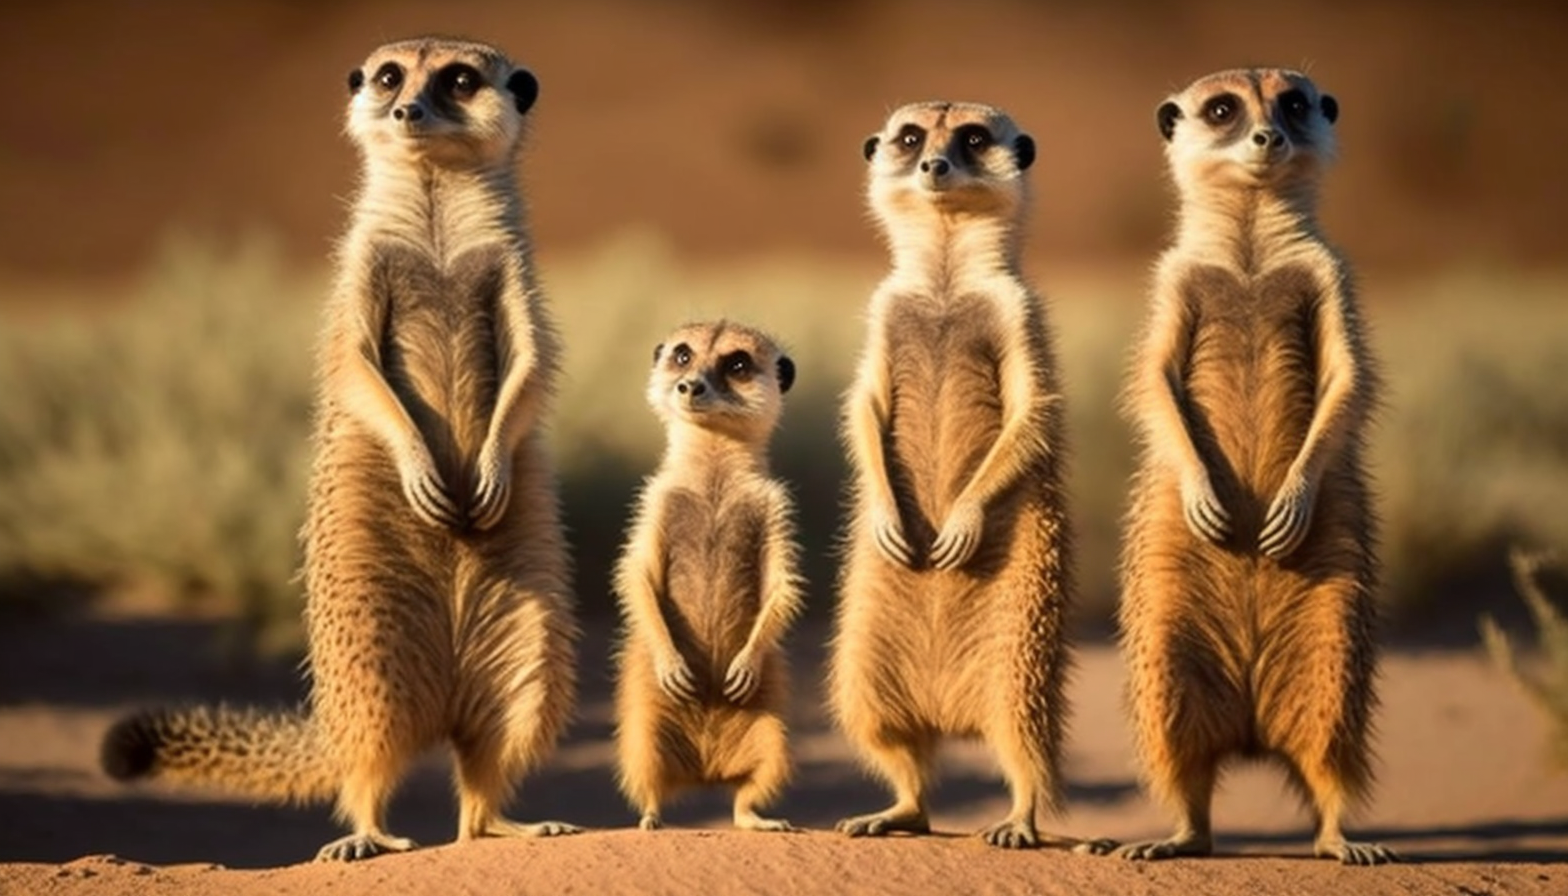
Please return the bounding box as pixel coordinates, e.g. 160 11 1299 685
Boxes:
1117 68 1392 865
99 36 578 862
830 102 1094 851
612 321 804 832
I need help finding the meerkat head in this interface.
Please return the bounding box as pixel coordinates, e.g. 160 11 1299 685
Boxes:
345 36 539 168
1157 68 1338 195
863 101 1035 222
646 321 795 444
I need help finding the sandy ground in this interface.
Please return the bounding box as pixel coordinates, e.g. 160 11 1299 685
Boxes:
1 606 1565 896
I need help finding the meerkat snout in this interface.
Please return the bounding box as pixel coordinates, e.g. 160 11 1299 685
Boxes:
676 378 709 398
392 103 427 123
1251 127 1284 149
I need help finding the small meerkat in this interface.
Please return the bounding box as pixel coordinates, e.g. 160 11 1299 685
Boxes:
830 101 1104 852
98 36 580 861
1115 68 1393 865
612 320 803 833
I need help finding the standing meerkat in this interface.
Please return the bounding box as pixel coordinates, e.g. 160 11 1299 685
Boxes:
1116 67 1394 865
613 320 803 833
830 101 1102 851
99 36 580 861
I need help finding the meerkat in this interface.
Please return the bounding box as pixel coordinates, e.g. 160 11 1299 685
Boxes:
612 320 803 833
830 101 1105 852
98 36 580 862
1115 68 1394 865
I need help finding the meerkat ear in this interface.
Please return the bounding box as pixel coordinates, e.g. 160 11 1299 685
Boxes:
1157 101 1182 141
1013 134 1036 171
652 342 664 365
506 69 540 115
776 356 796 394
348 68 365 94
1320 94 1339 124
862 135 879 161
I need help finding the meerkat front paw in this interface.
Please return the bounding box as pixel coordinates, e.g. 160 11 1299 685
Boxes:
470 442 513 531
397 445 461 528
930 498 984 570
871 503 914 567
1260 474 1317 558
1179 467 1230 544
722 648 761 703
655 651 697 702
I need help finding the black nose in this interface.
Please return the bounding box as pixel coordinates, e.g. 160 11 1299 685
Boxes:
393 104 425 122
920 157 951 176
677 379 706 397
1252 129 1284 148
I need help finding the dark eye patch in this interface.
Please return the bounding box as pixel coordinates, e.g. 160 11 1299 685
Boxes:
374 62 403 91
954 124 993 153
1201 93 1240 127
441 63 483 99
720 351 755 381
896 124 925 151
1279 89 1310 120
672 343 693 367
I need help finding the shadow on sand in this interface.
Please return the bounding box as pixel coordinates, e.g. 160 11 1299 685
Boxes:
1207 817 1568 864
0 610 1141 868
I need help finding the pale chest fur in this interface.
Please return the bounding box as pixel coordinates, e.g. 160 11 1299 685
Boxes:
656 472 770 666
1176 261 1320 502
880 291 1006 526
372 242 507 486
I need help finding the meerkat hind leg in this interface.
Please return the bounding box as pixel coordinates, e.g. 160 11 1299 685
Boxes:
977 733 1042 849
732 744 795 833
317 769 418 862
835 736 931 837
733 793 795 833
454 729 581 840
1114 760 1216 861
1291 738 1397 864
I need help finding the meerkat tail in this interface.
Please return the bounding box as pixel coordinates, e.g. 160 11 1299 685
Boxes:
100 705 336 805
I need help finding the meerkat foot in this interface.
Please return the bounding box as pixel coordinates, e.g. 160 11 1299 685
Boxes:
1069 836 1122 856
1315 836 1398 865
735 811 797 833
978 817 1038 849
836 807 930 838
1114 832 1212 861
638 812 663 831
315 832 417 862
482 818 583 838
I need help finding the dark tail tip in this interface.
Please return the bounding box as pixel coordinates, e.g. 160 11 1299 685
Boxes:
100 710 166 781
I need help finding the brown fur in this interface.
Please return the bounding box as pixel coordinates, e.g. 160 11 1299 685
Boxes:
98 37 579 862
1116 68 1393 865
612 321 803 832
830 102 1103 851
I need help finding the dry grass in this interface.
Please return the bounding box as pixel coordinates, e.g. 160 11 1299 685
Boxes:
1 232 1564 649
1480 549 1568 770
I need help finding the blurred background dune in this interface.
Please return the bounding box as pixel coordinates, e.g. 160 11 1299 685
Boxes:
1 0 1565 649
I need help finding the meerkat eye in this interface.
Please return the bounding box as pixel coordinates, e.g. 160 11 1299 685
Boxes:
1279 89 1310 119
1202 95 1238 126
961 127 992 150
374 63 403 91
445 64 482 99
672 344 693 367
723 352 755 381
896 125 925 150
